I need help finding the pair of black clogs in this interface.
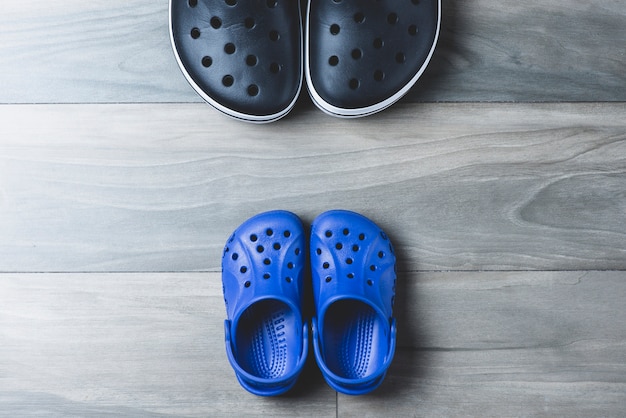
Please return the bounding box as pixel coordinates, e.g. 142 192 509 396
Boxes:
170 0 440 122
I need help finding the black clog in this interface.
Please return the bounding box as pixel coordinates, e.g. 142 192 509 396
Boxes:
306 0 441 118
170 0 302 122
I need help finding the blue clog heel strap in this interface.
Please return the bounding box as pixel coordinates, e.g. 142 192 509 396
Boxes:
225 318 309 396
312 309 397 395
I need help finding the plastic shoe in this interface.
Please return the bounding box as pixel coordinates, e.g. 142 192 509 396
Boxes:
221 211 308 396
310 210 397 395
305 0 441 118
170 0 302 123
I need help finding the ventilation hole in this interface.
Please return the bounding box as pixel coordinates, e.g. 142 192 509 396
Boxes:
325 276 332 283
189 0 198 7
335 243 343 250
210 17 222 29
387 12 398 24
373 38 384 49
286 277 292 283
378 251 385 258
328 55 339 66
270 62 281 73
266 228 273 236
245 17 255 29
346 258 353 264
245 55 257 67
408 24 418 35
244 280 251 287
240 266 248 274
295 248 301 255
354 12 365 23
232 253 239 261
367 279 373 286
316 248 322 255
263 258 271 265
247 84 259 97
224 247 230 253
330 24 341 35
342 228 349 236
267 0 277 7
325 230 333 238
191 28 201 39
351 49 362 60
202 56 213 67
273 243 281 250
352 244 360 252
250 234 258 242
359 233 366 241
396 52 406 64
222 75 234 87
225 0 237 5
263 273 270 279
374 70 385 81
257 245 264 253
224 43 236 54
284 230 291 238
269 30 280 41
370 265 377 271
323 262 330 269
349 78 360 90
347 273 354 279
287 262 294 269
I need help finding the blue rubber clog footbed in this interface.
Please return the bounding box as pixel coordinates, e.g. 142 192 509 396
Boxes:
306 0 441 118
310 210 397 395
170 0 302 122
222 211 308 396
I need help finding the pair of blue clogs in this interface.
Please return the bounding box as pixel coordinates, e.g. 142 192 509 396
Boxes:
170 0 441 122
222 210 397 395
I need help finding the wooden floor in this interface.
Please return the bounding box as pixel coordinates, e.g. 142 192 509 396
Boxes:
1 1 625 416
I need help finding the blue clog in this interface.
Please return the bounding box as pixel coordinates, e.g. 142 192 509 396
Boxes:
222 211 308 396
310 210 397 395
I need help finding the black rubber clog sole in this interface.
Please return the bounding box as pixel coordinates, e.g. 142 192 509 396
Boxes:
170 0 302 123
306 0 441 118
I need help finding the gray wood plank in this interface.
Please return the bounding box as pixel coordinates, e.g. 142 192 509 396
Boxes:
1 271 624 416
0 273 336 417
342 270 626 417
412 0 626 102
0 102 624 272
0 0 624 104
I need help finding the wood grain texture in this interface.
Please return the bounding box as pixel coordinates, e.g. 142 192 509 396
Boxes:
1 271 624 416
355 270 626 417
1 103 624 272
411 0 626 102
0 273 336 417
0 0 624 104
